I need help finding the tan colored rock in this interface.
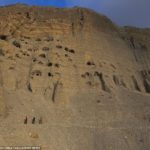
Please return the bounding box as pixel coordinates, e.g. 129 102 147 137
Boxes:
0 4 149 150
29 132 39 139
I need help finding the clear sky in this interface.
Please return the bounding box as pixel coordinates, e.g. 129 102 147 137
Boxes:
0 0 149 28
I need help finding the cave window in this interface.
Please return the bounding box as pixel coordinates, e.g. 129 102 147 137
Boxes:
69 49 75 54
36 73 40 76
55 63 60 68
26 12 31 19
94 71 100 76
56 45 62 49
15 54 20 58
47 62 53 67
0 35 7 40
65 47 69 51
32 70 42 76
36 38 41 41
33 58 37 62
13 41 21 48
85 72 90 76
42 47 50 51
97 100 101 104
81 74 86 78
86 61 95 66
39 54 46 58
65 54 69 57
48 72 53 77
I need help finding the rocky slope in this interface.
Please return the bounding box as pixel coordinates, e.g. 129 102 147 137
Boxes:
0 4 150 150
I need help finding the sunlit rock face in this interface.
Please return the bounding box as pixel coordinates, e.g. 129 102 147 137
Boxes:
0 4 150 149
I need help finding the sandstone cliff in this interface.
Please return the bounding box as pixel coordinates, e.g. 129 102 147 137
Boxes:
0 4 150 150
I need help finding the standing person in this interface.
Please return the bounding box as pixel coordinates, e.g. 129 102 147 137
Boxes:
24 116 28 124
32 117 36 124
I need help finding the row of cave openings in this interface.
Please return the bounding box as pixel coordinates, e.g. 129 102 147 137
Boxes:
31 70 54 79
83 60 150 94
0 35 77 70
14 37 76 62
81 69 150 94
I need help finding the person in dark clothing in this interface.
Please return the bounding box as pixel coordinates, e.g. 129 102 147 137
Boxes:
24 116 28 124
32 117 36 124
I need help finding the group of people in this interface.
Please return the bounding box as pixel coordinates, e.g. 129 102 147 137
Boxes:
24 116 42 124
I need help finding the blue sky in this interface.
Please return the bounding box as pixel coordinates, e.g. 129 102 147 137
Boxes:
0 0 149 28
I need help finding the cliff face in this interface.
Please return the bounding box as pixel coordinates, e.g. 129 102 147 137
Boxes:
0 4 118 36
0 4 150 149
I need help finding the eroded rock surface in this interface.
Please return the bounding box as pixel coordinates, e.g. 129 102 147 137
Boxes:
0 4 150 150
